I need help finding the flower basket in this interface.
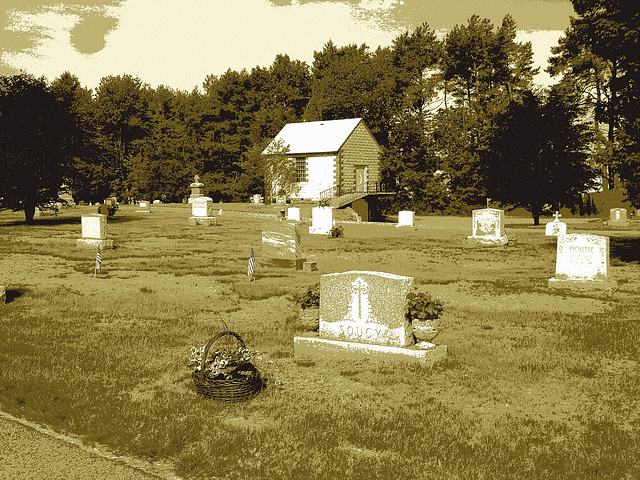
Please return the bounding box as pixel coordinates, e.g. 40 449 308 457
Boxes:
191 330 264 402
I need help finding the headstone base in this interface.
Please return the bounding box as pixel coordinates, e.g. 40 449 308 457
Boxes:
265 258 305 270
0 286 5 304
608 220 630 227
303 261 317 272
188 216 217 226
76 238 114 249
548 276 617 292
467 235 508 246
293 333 447 367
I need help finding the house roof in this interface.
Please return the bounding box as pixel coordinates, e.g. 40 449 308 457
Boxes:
263 118 365 156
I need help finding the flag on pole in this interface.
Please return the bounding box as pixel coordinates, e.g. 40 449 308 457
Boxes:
94 245 102 277
247 246 255 277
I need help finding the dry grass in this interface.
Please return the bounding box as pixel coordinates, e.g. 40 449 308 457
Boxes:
0 204 639 479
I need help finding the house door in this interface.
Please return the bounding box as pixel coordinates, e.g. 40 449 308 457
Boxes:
355 165 367 192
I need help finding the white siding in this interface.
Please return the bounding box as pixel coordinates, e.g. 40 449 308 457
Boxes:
295 155 335 201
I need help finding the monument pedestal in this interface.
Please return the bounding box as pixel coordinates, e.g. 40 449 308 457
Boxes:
294 333 447 367
548 276 617 292
76 238 114 249
188 216 217 226
467 234 508 246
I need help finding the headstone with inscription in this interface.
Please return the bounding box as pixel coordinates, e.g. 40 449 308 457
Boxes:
545 211 566 237
467 208 508 246
309 206 334 235
262 221 304 269
135 200 151 213
76 214 114 249
251 194 264 204
609 208 630 227
188 196 216 225
287 207 301 222
548 233 616 291
294 271 447 365
397 210 415 227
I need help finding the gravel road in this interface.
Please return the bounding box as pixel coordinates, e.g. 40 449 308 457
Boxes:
0 412 181 480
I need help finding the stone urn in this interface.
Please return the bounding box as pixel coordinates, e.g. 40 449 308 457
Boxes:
412 317 440 343
300 307 320 332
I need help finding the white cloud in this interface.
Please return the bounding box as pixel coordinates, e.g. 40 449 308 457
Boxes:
3 0 404 91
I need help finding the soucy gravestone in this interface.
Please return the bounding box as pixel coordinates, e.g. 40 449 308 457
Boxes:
319 271 414 347
548 233 616 291
294 270 447 365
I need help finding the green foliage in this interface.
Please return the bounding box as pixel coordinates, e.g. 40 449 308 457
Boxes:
329 225 344 237
0 73 75 223
481 89 596 224
406 292 444 320
296 283 320 309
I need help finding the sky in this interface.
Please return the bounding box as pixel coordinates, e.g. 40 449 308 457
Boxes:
0 0 576 92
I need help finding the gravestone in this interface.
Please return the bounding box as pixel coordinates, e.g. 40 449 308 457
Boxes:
467 208 508 246
545 211 567 237
309 206 334 235
276 196 287 205
609 208 630 227
135 200 151 213
548 234 616 291
397 210 415 227
287 207 301 222
294 271 447 365
262 221 305 269
251 194 263 204
188 196 216 226
76 214 114 249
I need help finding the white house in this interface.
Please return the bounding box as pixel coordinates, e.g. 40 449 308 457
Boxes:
263 118 383 204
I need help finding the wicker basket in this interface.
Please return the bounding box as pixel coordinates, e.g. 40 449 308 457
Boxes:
192 330 263 402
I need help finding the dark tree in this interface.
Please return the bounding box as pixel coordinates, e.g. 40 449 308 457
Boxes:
481 89 596 224
0 74 75 223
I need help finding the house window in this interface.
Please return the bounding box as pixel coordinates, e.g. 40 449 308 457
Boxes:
296 157 308 182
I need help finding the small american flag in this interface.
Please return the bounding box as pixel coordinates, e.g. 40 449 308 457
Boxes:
94 245 102 277
247 246 255 277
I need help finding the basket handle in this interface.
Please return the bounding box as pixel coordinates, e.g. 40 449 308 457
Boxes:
198 330 246 381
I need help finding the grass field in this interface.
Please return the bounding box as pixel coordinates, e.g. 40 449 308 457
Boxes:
0 203 639 479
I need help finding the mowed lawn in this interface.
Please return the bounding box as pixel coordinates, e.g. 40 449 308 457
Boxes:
0 203 639 480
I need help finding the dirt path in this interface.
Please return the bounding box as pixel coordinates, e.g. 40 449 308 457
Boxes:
0 411 181 480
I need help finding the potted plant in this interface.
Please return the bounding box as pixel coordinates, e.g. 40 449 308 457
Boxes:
329 225 344 237
406 292 444 343
296 283 320 331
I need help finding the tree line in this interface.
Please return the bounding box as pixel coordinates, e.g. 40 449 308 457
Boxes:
1 0 638 224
